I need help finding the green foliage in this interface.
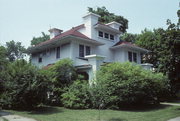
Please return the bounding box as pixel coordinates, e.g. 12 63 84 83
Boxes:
120 33 138 43
135 10 180 88
48 58 77 105
88 6 128 33
93 62 169 109
61 80 91 109
0 60 50 109
31 32 50 46
0 46 8 95
6 40 26 62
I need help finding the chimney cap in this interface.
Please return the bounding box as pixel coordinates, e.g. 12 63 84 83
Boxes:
48 28 63 33
83 12 101 18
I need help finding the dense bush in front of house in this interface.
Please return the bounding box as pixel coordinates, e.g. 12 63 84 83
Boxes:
0 60 50 109
61 80 91 109
48 58 77 105
92 62 170 109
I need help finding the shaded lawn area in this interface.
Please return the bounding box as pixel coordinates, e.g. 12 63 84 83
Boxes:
4 104 180 121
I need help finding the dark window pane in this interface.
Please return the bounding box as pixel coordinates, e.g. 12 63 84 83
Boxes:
79 45 84 57
98 31 103 37
128 51 132 62
86 46 90 55
110 34 114 40
56 47 60 58
38 57 42 63
105 33 109 39
133 52 137 62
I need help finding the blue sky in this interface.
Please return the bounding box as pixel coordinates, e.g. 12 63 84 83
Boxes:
0 0 179 47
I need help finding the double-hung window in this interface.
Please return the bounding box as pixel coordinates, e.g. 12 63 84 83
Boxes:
79 45 84 57
104 33 109 39
98 31 103 37
79 44 91 57
56 46 60 59
128 51 137 63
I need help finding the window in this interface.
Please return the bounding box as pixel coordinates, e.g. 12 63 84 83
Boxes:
79 45 84 57
104 33 109 39
128 51 137 63
38 57 42 63
79 45 91 57
56 46 60 58
133 53 137 62
128 52 132 62
98 31 103 37
86 46 90 55
110 34 114 40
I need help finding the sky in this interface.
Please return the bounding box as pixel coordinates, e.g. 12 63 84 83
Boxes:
0 0 179 48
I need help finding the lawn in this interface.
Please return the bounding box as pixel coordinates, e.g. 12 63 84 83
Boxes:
4 104 180 121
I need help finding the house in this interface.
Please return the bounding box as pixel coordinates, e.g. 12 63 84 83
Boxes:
27 12 152 83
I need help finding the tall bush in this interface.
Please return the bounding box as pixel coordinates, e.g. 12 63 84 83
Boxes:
48 58 77 105
61 80 91 109
93 62 169 109
0 60 50 109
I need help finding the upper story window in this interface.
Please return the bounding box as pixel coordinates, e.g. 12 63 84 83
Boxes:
86 46 90 55
79 44 91 58
110 34 114 40
79 45 84 57
128 51 137 63
98 31 114 41
56 46 60 59
104 33 109 39
98 31 103 37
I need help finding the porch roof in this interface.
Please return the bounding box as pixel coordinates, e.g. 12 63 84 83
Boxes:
110 41 149 53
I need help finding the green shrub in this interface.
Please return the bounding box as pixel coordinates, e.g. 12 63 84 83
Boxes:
48 58 77 105
93 62 169 109
61 80 91 109
0 60 50 109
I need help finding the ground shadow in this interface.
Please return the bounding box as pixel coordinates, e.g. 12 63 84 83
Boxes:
117 104 171 112
0 111 12 116
108 118 127 121
28 106 63 115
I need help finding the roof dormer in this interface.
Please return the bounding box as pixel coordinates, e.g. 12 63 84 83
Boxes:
106 21 122 31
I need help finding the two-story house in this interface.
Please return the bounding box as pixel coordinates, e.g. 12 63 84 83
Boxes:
27 12 152 83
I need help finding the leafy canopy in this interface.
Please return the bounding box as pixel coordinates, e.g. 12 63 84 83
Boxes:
31 32 50 46
6 40 26 62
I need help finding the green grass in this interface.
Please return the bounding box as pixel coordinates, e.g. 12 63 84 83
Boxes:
0 117 8 121
4 104 180 121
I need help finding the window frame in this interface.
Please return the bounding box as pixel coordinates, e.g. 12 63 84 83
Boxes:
128 51 137 63
110 34 114 40
98 31 103 38
104 33 109 39
56 46 60 59
79 44 84 57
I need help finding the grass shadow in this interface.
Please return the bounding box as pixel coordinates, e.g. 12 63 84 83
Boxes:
118 104 171 112
28 106 63 115
108 118 127 121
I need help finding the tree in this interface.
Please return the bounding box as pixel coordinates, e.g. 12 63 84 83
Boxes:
135 10 180 90
31 32 50 46
88 6 128 33
6 40 26 62
0 45 8 95
120 33 138 43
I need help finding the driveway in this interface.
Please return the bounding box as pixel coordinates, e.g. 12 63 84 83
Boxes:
0 111 37 121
